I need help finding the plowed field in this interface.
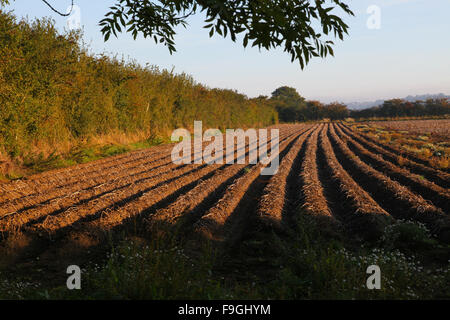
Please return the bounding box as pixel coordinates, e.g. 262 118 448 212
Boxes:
1 122 449 267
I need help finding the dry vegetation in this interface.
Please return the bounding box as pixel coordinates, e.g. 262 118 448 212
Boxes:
367 119 450 141
352 119 450 170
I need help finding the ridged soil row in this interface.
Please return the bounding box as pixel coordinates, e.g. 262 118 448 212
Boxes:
338 123 450 188
319 124 393 239
0 125 301 205
0 160 200 234
0 133 225 206
298 124 333 216
147 126 311 229
0 126 299 233
334 125 450 214
220 125 316 248
0 151 182 216
193 125 315 241
0 145 173 202
341 123 450 175
0 125 264 215
255 125 322 228
147 164 247 229
0 129 241 226
328 124 450 243
24 127 303 237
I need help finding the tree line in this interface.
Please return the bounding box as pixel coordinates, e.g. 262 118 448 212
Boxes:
268 87 450 122
0 11 277 160
1 10 448 165
267 86 349 122
349 99 450 119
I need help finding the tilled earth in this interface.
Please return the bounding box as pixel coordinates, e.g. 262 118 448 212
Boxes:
1 122 449 277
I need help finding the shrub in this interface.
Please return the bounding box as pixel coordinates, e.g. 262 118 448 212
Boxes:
0 10 278 171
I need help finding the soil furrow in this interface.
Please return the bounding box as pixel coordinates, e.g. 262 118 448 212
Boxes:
256 125 320 228
341 123 450 176
338 123 450 188
328 124 450 243
334 125 450 214
318 124 392 240
298 124 335 220
146 127 305 229
22 127 300 236
193 125 315 242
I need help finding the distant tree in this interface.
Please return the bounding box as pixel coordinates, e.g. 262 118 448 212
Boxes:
271 86 304 103
271 86 307 122
270 88 350 122
349 98 450 119
305 100 325 120
324 102 348 120
380 99 404 117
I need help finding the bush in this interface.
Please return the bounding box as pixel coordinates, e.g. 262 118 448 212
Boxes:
380 220 436 251
0 10 278 170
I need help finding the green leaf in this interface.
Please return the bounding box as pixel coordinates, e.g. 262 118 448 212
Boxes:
96 0 353 68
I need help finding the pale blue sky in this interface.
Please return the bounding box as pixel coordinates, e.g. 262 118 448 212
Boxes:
3 0 450 103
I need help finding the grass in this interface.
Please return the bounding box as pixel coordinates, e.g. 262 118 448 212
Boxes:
230 214 450 299
0 234 241 300
1 213 448 300
2 136 170 179
0 171 25 181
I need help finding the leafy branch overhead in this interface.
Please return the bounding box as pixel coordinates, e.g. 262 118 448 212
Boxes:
99 0 354 68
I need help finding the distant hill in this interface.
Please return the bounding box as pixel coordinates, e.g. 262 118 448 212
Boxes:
347 93 450 110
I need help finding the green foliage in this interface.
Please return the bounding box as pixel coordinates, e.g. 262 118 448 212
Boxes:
2 213 448 300
270 86 349 122
351 99 450 119
272 244 449 299
271 86 307 121
245 213 450 299
99 0 354 68
324 102 350 120
65 238 228 299
0 10 278 167
380 220 437 251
